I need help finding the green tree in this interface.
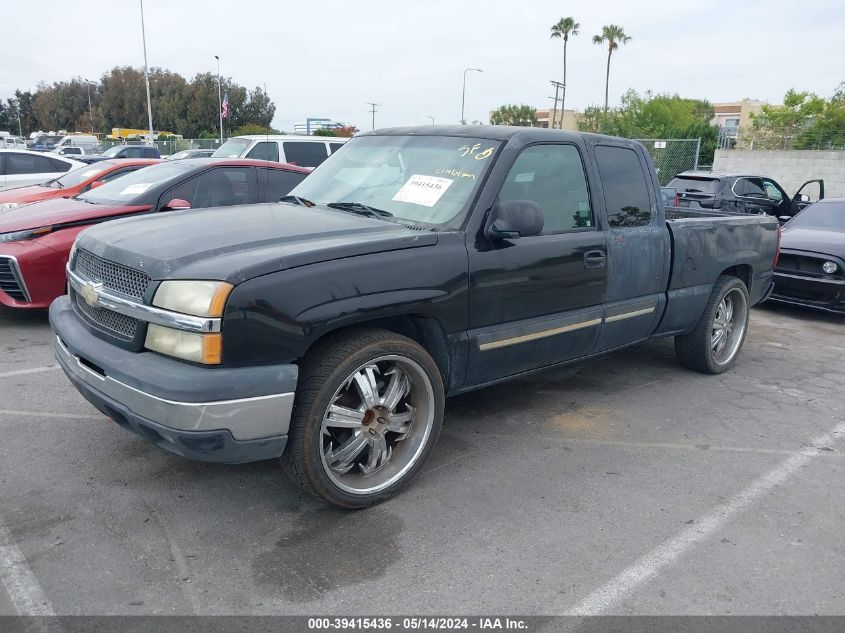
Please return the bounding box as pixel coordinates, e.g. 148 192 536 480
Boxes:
801 82 845 149
490 104 537 127
232 124 281 136
550 16 580 129
313 128 337 136
750 89 825 149
592 25 631 111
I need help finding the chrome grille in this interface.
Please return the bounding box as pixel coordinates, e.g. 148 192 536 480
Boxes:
74 249 151 299
0 257 29 302
73 290 138 339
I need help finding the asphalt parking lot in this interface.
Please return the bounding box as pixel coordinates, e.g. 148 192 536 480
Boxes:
1 303 843 616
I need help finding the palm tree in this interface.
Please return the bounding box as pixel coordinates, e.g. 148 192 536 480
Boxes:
550 17 580 129
592 24 631 112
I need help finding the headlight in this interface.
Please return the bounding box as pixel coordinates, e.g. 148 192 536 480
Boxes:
152 280 233 317
822 261 838 275
0 202 19 212
145 324 222 364
0 226 52 243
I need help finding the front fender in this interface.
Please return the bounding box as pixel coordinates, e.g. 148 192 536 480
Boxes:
220 233 469 366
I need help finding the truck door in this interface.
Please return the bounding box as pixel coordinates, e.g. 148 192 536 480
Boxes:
590 144 670 352
465 142 608 386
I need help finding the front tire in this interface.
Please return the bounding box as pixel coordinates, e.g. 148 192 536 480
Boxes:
282 328 444 508
675 275 750 374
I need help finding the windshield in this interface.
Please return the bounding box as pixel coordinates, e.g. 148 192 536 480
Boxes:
101 146 127 157
288 135 501 228
77 162 190 205
787 201 845 230
212 138 251 158
46 162 118 189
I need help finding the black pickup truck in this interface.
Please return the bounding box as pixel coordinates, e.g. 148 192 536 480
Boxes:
50 126 780 507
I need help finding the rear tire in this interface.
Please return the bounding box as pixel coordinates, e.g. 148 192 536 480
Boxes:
281 327 444 508
675 275 750 374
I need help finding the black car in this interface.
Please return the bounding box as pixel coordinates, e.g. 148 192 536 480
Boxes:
83 145 162 163
668 171 823 220
770 199 845 313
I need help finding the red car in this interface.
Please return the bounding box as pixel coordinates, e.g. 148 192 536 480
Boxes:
0 159 160 210
0 159 310 309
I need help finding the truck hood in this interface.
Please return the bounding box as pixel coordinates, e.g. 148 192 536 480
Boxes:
781 227 845 257
0 197 151 234
76 202 439 282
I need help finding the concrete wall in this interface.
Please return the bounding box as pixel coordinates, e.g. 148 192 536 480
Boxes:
713 150 845 198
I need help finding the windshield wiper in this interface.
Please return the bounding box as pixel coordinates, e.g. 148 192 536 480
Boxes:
325 202 394 221
279 194 315 207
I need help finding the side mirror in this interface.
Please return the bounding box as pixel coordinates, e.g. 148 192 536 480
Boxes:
162 198 191 211
89 181 105 189
486 200 544 240
799 194 810 203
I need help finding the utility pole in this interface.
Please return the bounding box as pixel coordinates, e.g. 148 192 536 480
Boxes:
550 80 565 129
367 102 380 130
139 0 154 142
427 115 435 125
550 81 560 129
215 55 223 144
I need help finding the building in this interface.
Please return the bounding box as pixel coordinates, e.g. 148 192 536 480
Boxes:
293 118 351 135
533 108 583 130
487 108 582 129
711 99 769 149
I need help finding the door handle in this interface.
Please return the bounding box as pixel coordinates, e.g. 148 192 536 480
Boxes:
583 250 606 269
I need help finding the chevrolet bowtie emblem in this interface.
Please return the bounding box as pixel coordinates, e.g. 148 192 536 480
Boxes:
80 281 104 307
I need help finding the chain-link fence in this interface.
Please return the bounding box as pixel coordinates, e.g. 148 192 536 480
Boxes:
100 138 224 156
724 127 845 151
634 138 702 185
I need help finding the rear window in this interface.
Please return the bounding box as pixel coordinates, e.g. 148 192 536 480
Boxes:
668 177 721 194
594 145 653 228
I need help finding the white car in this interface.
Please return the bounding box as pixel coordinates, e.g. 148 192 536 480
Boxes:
211 135 347 167
0 137 27 150
0 149 83 191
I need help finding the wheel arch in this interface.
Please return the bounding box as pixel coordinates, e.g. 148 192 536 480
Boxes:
301 314 452 388
719 264 752 293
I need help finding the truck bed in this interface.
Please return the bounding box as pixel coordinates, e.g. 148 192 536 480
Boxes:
654 210 780 336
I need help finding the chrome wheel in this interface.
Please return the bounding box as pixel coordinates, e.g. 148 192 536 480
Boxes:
319 355 435 495
711 287 748 366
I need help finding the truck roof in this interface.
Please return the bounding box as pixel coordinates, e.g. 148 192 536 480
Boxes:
360 125 635 145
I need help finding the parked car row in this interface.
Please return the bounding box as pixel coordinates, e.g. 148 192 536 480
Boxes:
0 157 309 308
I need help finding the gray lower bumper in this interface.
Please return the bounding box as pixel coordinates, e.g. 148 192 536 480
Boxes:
50 296 298 463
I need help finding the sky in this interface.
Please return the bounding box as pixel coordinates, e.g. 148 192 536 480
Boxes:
2 0 842 133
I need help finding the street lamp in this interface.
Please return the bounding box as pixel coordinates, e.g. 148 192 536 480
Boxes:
139 0 154 142
461 68 483 125
427 115 435 125
215 55 223 144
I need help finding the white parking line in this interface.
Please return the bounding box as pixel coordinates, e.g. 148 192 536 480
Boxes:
0 366 59 379
0 521 55 616
563 420 845 616
0 410 102 421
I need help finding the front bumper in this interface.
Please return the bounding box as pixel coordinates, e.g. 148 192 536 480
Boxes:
50 296 299 463
770 271 845 314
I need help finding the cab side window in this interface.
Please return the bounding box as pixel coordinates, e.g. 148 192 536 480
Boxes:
594 145 653 228
282 142 329 167
762 179 783 201
162 167 257 210
247 141 280 162
498 144 592 234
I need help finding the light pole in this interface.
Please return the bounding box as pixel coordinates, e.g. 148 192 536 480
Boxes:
461 68 483 125
139 0 154 142
215 55 223 144
427 115 435 125
86 80 94 133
